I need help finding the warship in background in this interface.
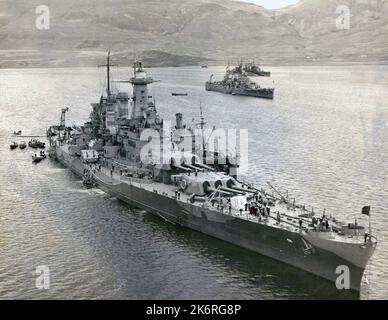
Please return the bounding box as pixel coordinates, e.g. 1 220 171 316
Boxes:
205 63 274 99
47 53 376 293
243 61 271 77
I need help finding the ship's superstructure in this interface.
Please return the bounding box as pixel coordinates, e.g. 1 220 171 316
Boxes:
243 61 271 77
47 53 376 293
205 63 274 99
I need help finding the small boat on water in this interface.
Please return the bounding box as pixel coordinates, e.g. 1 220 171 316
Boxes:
29 140 38 148
172 93 188 96
19 141 27 149
10 142 18 150
201 65 208 69
32 153 45 163
13 130 22 136
37 141 45 149
29 139 45 149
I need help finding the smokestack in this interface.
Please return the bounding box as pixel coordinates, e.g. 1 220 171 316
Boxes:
175 113 183 129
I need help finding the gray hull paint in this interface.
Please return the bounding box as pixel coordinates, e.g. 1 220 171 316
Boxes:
55 149 363 292
205 83 274 99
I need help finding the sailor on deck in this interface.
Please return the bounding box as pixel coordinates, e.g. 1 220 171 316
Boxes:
276 211 281 224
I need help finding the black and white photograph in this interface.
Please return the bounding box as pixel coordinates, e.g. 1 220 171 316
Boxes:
0 0 387 304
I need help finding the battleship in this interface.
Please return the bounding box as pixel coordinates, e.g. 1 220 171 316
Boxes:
47 53 376 293
205 64 274 99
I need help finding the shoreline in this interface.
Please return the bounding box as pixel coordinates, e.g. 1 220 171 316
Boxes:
1 62 387 70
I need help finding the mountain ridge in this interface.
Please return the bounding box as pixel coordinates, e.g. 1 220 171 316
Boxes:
0 0 387 67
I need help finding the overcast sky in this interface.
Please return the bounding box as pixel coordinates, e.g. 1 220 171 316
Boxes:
238 0 299 9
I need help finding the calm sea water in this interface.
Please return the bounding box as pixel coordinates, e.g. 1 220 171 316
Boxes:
0 66 387 300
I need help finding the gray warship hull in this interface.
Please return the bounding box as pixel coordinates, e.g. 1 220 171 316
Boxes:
55 146 366 292
246 71 271 77
205 82 274 99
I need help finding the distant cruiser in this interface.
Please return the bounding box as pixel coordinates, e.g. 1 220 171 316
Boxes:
243 61 271 77
205 63 274 99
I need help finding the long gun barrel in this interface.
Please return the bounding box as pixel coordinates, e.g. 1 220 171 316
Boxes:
230 185 257 194
174 165 192 172
207 187 233 197
183 163 205 172
194 162 215 171
219 186 246 195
